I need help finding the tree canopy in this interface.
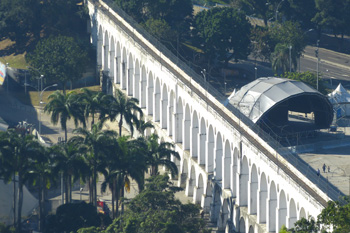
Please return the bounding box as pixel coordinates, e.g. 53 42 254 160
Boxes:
283 71 328 94
77 175 208 233
26 35 89 90
0 0 88 47
194 7 251 66
282 196 350 232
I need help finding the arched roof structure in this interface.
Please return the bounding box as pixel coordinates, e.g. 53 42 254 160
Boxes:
228 77 333 128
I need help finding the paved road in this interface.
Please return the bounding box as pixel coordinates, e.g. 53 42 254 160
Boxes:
301 46 350 87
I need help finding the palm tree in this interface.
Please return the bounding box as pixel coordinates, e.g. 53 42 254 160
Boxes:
78 88 106 129
0 129 43 232
44 90 86 142
113 136 148 216
101 89 143 137
271 43 297 75
27 147 54 232
70 122 118 207
49 141 88 204
138 119 154 136
100 137 120 219
144 134 180 177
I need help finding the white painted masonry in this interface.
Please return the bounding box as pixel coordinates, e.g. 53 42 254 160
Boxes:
87 0 333 232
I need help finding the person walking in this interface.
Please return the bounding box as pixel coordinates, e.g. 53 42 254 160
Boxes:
322 163 326 173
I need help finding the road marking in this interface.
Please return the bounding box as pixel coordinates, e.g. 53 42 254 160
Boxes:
303 54 350 70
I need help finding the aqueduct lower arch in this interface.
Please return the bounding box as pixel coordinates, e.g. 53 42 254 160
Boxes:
88 1 331 232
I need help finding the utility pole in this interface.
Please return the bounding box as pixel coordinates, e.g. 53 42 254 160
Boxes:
315 40 320 90
289 45 292 72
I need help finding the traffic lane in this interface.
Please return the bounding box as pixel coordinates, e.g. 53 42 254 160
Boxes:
300 55 350 83
304 46 350 68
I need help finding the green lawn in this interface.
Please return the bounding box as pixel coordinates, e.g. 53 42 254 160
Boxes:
10 85 101 107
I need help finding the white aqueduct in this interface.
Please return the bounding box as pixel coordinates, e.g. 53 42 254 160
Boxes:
87 0 339 232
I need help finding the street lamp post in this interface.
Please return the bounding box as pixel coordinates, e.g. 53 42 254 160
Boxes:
5 63 9 93
275 0 284 22
24 81 57 135
289 45 292 72
39 84 58 135
254 67 258 79
315 40 320 90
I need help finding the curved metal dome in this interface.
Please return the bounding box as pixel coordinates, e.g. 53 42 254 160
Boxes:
228 77 333 128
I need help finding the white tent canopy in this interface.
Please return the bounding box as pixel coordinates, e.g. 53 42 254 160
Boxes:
328 83 350 117
0 179 38 225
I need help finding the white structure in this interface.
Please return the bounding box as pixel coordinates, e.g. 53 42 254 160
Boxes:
87 1 338 232
328 83 350 117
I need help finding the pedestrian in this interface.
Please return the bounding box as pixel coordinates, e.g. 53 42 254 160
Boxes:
322 163 326 173
328 166 330 173
317 168 320 176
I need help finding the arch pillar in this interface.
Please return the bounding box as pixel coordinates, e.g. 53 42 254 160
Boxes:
267 198 277 232
257 188 267 224
167 105 174 136
127 68 134 96
191 124 198 159
115 56 120 84
222 152 231 190
193 186 199 204
185 177 194 197
161 98 168 129
121 61 126 90
183 119 191 150
248 181 258 215
153 92 160 122
277 206 287 232
198 131 206 165
205 140 214 172
214 146 222 181
287 214 297 229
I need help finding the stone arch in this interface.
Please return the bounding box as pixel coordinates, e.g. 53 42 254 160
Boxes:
121 47 127 89
134 59 140 100
218 199 229 230
249 164 258 215
191 111 199 158
299 207 306 219
187 165 196 197
248 225 254 233
109 36 115 83
215 132 223 181
183 104 191 150
199 118 206 165
180 159 188 188
289 198 297 228
154 78 161 122
223 140 231 189
239 156 249 206
278 190 287 231
97 25 103 67
211 186 221 223
127 53 134 96
140 65 146 108
206 125 214 173
161 84 168 129
232 147 239 197
103 30 109 71
175 97 183 143
168 91 175 136
239 217 246 233
268 181 277 232
258 172 268 224
147 72 154 116
195 173 204 205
